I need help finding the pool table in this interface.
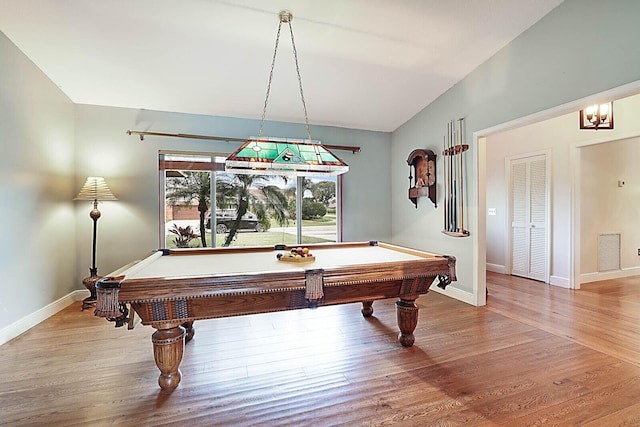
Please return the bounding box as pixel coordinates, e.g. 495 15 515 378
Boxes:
95 241 456 391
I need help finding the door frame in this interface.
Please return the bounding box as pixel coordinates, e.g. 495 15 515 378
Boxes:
505 150 551 283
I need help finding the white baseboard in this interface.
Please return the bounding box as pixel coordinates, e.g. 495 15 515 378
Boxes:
549 275 570 288
486 266 570 288
0 290 89 346
486 263 506 274
430 282 476 306
580 266 640 284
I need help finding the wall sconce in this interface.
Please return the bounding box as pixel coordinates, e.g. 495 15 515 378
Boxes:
74 176 117 310
580 102 614 130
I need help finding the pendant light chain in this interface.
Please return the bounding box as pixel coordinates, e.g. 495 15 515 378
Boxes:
258 11 312 140
258 19 283 138
287 20 312 140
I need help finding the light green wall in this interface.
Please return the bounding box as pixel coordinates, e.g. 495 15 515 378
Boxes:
391 0 640 298
0 31 75 331
1 29 391 336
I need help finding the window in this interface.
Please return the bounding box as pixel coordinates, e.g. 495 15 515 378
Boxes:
159 151 340 248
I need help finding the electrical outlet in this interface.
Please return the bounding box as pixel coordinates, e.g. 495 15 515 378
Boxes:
637 248 640 256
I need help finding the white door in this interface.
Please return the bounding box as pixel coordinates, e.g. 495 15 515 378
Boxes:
509 154 548 282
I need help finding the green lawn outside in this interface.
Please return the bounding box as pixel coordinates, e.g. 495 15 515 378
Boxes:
300 217 336 226
166 215 336 248
278 213 336 227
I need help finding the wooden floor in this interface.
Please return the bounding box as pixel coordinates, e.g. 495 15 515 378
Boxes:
1 272 639 426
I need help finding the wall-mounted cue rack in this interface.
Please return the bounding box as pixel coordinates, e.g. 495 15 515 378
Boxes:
442 119 470 237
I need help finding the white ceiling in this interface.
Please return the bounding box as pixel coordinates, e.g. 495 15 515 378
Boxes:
0 0 563 132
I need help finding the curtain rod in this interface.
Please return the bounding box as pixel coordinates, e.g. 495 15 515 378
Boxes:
126 130 361 153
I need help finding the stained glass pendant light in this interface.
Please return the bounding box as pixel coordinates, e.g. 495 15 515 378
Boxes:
225 10 348 177
226 137 348 176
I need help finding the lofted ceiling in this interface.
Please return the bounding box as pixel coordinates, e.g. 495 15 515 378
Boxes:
0 0 563 132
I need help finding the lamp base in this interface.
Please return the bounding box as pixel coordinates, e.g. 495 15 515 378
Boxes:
81 274 102 311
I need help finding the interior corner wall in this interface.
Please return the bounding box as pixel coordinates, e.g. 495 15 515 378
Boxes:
390 0 640 302
580 135 640 278
0 31 76 332
73 105 392 281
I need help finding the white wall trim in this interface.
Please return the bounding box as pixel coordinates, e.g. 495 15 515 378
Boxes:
0 290 89 346
486 263 506 274
472 135 487 306
430 283 475 305
549 275 570 288
580 267 640 284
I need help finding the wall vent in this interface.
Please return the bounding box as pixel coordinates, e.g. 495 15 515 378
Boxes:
598 233 620 272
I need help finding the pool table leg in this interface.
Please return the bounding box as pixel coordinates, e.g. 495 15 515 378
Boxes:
361 300 374 317
152 324 185 391
396 298 419 347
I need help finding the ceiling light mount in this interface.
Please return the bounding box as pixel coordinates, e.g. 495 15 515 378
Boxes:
278 10 293 23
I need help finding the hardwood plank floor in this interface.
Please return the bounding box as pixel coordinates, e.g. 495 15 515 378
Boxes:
0 272 638 426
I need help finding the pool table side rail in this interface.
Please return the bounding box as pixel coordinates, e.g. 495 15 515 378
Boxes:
128 276 434 326
160 241 447 260
109 267 452 327
103 255 453 301
95 242 456 325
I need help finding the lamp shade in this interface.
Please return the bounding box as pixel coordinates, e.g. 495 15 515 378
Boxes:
74 176 118 201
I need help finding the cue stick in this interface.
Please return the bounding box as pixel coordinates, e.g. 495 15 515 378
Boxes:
447 122 452 231
453 124 458 232
451 121 461 232
453 125 458 232
449 121 455 232
444 126 448 231
458 118 465 233
443 134 448 231
448 121 453 232
452 180 457 232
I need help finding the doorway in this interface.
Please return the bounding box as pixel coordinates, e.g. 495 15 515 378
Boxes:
477 81 640 298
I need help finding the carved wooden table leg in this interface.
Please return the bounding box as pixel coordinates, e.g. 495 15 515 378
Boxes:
361 300 374 317
396 298 419 347
152 324 185 391
182 321 195 342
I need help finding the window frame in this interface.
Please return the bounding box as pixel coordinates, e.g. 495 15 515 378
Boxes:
158 150 342 248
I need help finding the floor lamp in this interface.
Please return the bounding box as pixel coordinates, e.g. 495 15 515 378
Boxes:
74 176 117 310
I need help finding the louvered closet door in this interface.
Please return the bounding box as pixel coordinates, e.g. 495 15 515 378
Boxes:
510 154 547 282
